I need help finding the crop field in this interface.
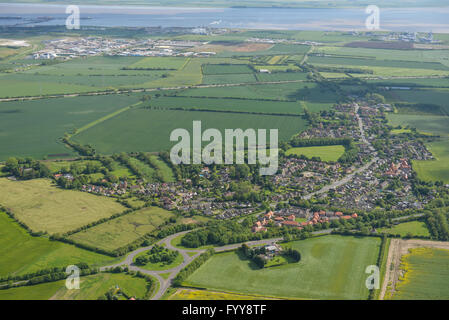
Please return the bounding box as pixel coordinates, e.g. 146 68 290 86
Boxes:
0 178 126 235
167 288 274 300
219 44 309 57
202 64 253 75
387 114 449 136
147 96 303 115
379 221 430 238
392 247 449 300
285 145 345 162
308 55 449 71
184 235 380 299
254 64 301 72
0 211 115 277
312 46 449 66
413 139 449 183
202 73 257 84
255 71 308 82
72 109 307 154
366 78 449 88
178 81 338 109
127 57 187 70
67 207 175 251
0 93 144 160
385 89 449 115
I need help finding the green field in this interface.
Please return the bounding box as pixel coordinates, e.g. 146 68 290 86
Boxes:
385 89 449 115
50 272 149 300
148 96 303 115
202 64 253 75
127 57 187 70
184 235 380 299
378 221 430 237
0 178 126 235
0 272 148 300
412 139 449 183
0 93 144 160
0 211 115 277
392 247 449 300
67 207 175 251
72 109 307 154
285 145 345 162
202 73 257 85
387 114 449 136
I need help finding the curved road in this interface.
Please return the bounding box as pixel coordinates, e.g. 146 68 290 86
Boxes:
100 230 282 300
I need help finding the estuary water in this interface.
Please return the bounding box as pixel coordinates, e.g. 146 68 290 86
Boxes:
0 3 449 32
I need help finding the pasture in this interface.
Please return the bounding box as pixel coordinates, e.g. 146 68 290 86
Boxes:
67 207 175 251
184 235 380 299
378 221 430 238
392 247 449 300
0 211 115 277
0 93 144 160
413 139 449 183
285 145 345 162
72 109 307 154
0 178 126 235
0 273 148 300
50 272 149 300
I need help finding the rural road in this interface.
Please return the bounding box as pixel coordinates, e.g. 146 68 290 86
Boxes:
100 230 283 300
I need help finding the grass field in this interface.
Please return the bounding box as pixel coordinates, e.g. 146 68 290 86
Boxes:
0 178 125 235
67 207 175 251
412 139 449 183
392 247 449 300
72 109 307 154
50 272 149 300
0 272 148 300
0 93 144 160
378 221 430 238
0 280 66 300
285 145 345 162
0 211 115 277
184 235 380 299
143 154 175 183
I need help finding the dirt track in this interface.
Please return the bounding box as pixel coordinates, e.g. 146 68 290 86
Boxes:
379 239 449 300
